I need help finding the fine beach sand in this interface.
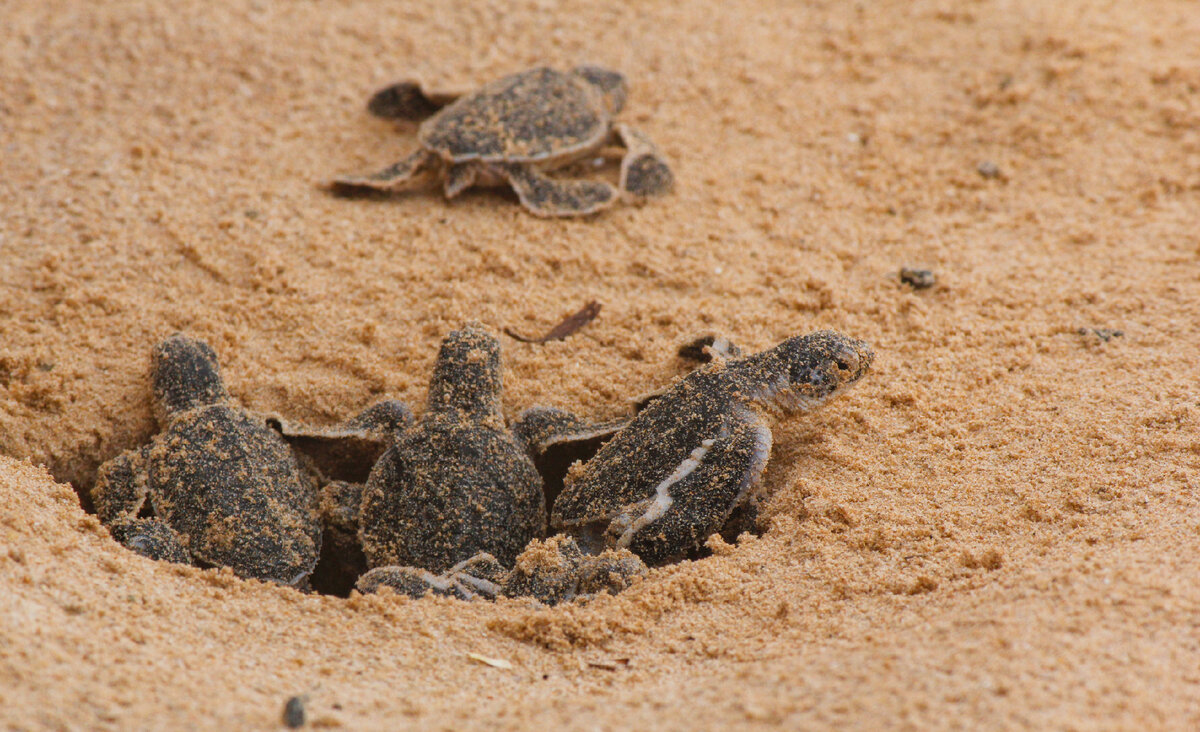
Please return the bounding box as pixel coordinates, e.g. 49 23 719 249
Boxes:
3 0 1200 728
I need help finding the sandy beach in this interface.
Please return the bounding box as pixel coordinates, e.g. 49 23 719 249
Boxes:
3 0 1200 728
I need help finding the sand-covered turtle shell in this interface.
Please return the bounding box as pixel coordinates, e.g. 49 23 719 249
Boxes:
147 404 322 583
358 419 544 573
550 371 742 562
418 67 612 164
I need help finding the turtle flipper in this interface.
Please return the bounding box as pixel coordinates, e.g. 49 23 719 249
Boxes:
331 149 441 193
443 163 478 198
108 517 192 565
613 123 673 199
445 553 508 600
513 407 630 511
366 80 462 121
355 565 464 599
500 535 645 605
93 447 151 525
269 400 411 485
631 335 744 413
355 553 505 601
512 407 629 458
676 334 743 363
496 164 618 217
608 406 771 564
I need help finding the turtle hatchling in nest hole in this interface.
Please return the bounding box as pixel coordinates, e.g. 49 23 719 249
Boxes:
526 330 875 565
93 336 321 585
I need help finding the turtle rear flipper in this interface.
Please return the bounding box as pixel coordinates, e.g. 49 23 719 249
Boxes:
496 164 618 217
445 553 508 600
330 149 441 193
443 163 478 198
614 123 673 199
356 565 463 599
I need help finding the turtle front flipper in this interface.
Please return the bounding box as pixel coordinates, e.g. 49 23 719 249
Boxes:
606 406 772 565
513 407 630 511
632 335 745 412
367 80 463 121
331 149 441 193
613 123 673 199
93 447 151 526
676 334 743 364
271 399 413 483
495 164 618 218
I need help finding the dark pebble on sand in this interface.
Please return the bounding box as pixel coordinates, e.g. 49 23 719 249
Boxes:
900 268 936 289
283 696 305 728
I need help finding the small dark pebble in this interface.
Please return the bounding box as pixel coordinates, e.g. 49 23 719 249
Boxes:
899 268 936 289
1078 327 1123 342
977 161 1001 179
282 696 306 728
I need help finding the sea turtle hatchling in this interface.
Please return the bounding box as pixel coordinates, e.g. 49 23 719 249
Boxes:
345 323 646 603
331 66 674 217
92 335 326 585
354 324 547 576
535 330 875 565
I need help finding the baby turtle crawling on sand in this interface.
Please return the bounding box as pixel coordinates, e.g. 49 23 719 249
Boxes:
93 335 325 585
331 66 673 217
521 331 875 565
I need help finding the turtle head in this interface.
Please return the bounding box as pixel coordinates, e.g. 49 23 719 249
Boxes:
572 66 628 115
747 331 873 415
427 323 503 421
152 334 228 421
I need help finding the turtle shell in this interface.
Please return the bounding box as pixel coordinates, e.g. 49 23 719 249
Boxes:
145 405 322 584
418 67 611 164
358 418 546 574
550 370 740 548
